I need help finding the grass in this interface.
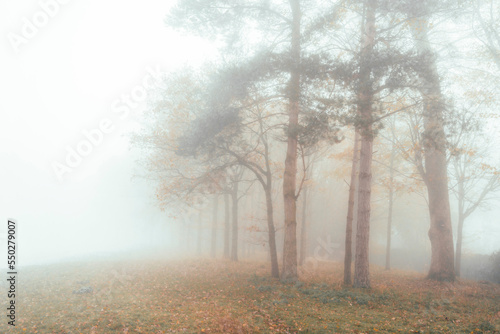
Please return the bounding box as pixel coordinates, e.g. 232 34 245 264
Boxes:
2 256 499 333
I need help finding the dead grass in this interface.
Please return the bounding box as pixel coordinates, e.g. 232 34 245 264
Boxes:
1 257 499 333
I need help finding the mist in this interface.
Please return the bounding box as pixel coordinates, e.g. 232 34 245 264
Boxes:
1 0 500 333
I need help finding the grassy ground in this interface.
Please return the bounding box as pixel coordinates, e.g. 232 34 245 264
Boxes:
1 256 499 333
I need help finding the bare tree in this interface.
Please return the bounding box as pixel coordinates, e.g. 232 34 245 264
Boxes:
449 112 500 276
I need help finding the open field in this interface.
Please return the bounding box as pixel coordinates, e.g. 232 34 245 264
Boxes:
1 257 499 333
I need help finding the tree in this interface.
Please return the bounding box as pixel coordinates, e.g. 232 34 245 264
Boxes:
223 192 231 259
132 71 231 253
166 0 344 281
407 3 456 281
344 130 360 285
376 114 413 271
219 100 283 276
211 195 219 258
281 0 302 282
298 147 324 266
315 0 426 287
472 0 500 70
448 112 500 276
384 133 396 271
351 0 378 289
228 167 244 261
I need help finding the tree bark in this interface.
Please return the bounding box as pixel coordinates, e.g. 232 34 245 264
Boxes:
299 185 308 266
281 0 301 281
354 133 373 288
223 192 230 259
410 12 455 282
211 195 219 258
353 0 376 289
344 131 360 285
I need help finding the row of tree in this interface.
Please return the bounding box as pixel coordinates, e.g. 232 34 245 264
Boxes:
133 0 500 288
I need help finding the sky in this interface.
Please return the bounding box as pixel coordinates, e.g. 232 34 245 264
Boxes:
0 0 498 268
0 0 215 266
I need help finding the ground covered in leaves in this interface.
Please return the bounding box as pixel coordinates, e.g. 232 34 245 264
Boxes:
2 256 499 333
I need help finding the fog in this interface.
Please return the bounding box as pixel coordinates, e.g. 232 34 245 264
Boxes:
1 0 209 267
1 0 500 332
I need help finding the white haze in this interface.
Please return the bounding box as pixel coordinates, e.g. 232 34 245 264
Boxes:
0 0 215 267
0 0 498 270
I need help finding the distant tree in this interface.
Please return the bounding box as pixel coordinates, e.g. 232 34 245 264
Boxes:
211 194 219 258
298 146 325 266
382 117 397 271
132 71 232 256
487 250 500 284
223 192 231 259
227 167 246 261
316 0 430 287
448 111 500 277
472 0 500 70
172 83 284 274
166 0 344 281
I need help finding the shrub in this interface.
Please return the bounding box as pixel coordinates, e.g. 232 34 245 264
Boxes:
487 250 500 284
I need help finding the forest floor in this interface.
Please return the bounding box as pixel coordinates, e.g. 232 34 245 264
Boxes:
2 255 500 333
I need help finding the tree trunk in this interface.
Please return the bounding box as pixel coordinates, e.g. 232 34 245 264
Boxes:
425 160 455 281
299 185 308 266
211 195 219 258
385 140 395 271
265 186 280 278
231 183 239 262
455 174 465 277
411 12 455 282
354 133 373 288
344 131 360 285
353 0 376 289
197 210 202 256
223 193 230 259
183 216 190 253
261 110 279 278
455 215 464 277
281 0 301 281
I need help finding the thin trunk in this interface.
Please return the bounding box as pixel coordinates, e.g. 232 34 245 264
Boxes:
455 215 464 277
183 217 190 253
211 195 219 258
455 174 465 277
281 0 301 282
186 222 191 253
265 186 280 278
411 12 455 282
197 210 202 256
260 111 279 278
299 185 308 266
223 193 230 259
385 142 395 270
353 0 376 289
344 131 360 285
231 183 239 262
